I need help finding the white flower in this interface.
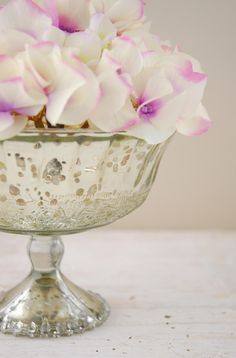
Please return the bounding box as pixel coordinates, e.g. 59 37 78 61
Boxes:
0 0 211 143
91 50 212 144
91 66 178 144
143 50 212 137
0 55 47 140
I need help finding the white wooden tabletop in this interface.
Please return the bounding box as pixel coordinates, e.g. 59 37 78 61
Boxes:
0 231 235 358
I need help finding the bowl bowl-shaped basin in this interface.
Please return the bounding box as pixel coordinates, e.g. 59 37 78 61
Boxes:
0 131 167 235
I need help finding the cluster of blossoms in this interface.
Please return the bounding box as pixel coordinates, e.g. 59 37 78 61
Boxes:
0 0 211 143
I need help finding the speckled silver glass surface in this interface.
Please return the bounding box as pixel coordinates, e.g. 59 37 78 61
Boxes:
0 130 168 338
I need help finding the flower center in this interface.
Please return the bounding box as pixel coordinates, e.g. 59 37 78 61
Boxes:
58 15 79 33
139 100 162 122
140 103 155 115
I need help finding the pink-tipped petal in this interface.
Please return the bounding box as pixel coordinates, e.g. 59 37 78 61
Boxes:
179 61 207 83
0 0 52 39
112 100 139 132
177 104 212 136
0 77 46 111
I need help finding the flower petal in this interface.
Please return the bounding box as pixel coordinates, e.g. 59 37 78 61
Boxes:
126 120 171 144
0 77 46 114
0 30 36 56
110 97 175 144
96 49 121 74
0 0 52 39
179 61 207 83
89 13 116 43
105 100 139 132
46 66 87 125
129 91 187 144
19 43 87 124
57 0 91 32
109 36 143 76
164 56 207 95
91 70 131 129
0 114 27 140
177 104 212 136
180 79 207 119
134 68 173 103
34 0 58 26
0 55 19 81
55 61 100 125
20 42 59 90
43 26 66 46
0 112 14 132
108 0 145 31
65 31 102 64
108 0 145 21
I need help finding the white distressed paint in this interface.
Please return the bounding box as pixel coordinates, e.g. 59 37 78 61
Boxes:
0 231 235 357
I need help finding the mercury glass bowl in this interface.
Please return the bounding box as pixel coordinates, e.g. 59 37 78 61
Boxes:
0 130 169 338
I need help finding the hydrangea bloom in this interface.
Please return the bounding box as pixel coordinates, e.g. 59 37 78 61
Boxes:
0 0 211 143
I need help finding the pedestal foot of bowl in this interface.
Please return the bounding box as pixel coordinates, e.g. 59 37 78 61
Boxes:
0 236 110 338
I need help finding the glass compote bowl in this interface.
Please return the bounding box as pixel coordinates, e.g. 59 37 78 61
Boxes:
0 130 169 338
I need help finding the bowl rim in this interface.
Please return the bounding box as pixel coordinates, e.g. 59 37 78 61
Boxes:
2 129 174 146
18 128 127 138
12 129 147 142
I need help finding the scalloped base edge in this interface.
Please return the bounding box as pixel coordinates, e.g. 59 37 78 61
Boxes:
0 292 110 338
